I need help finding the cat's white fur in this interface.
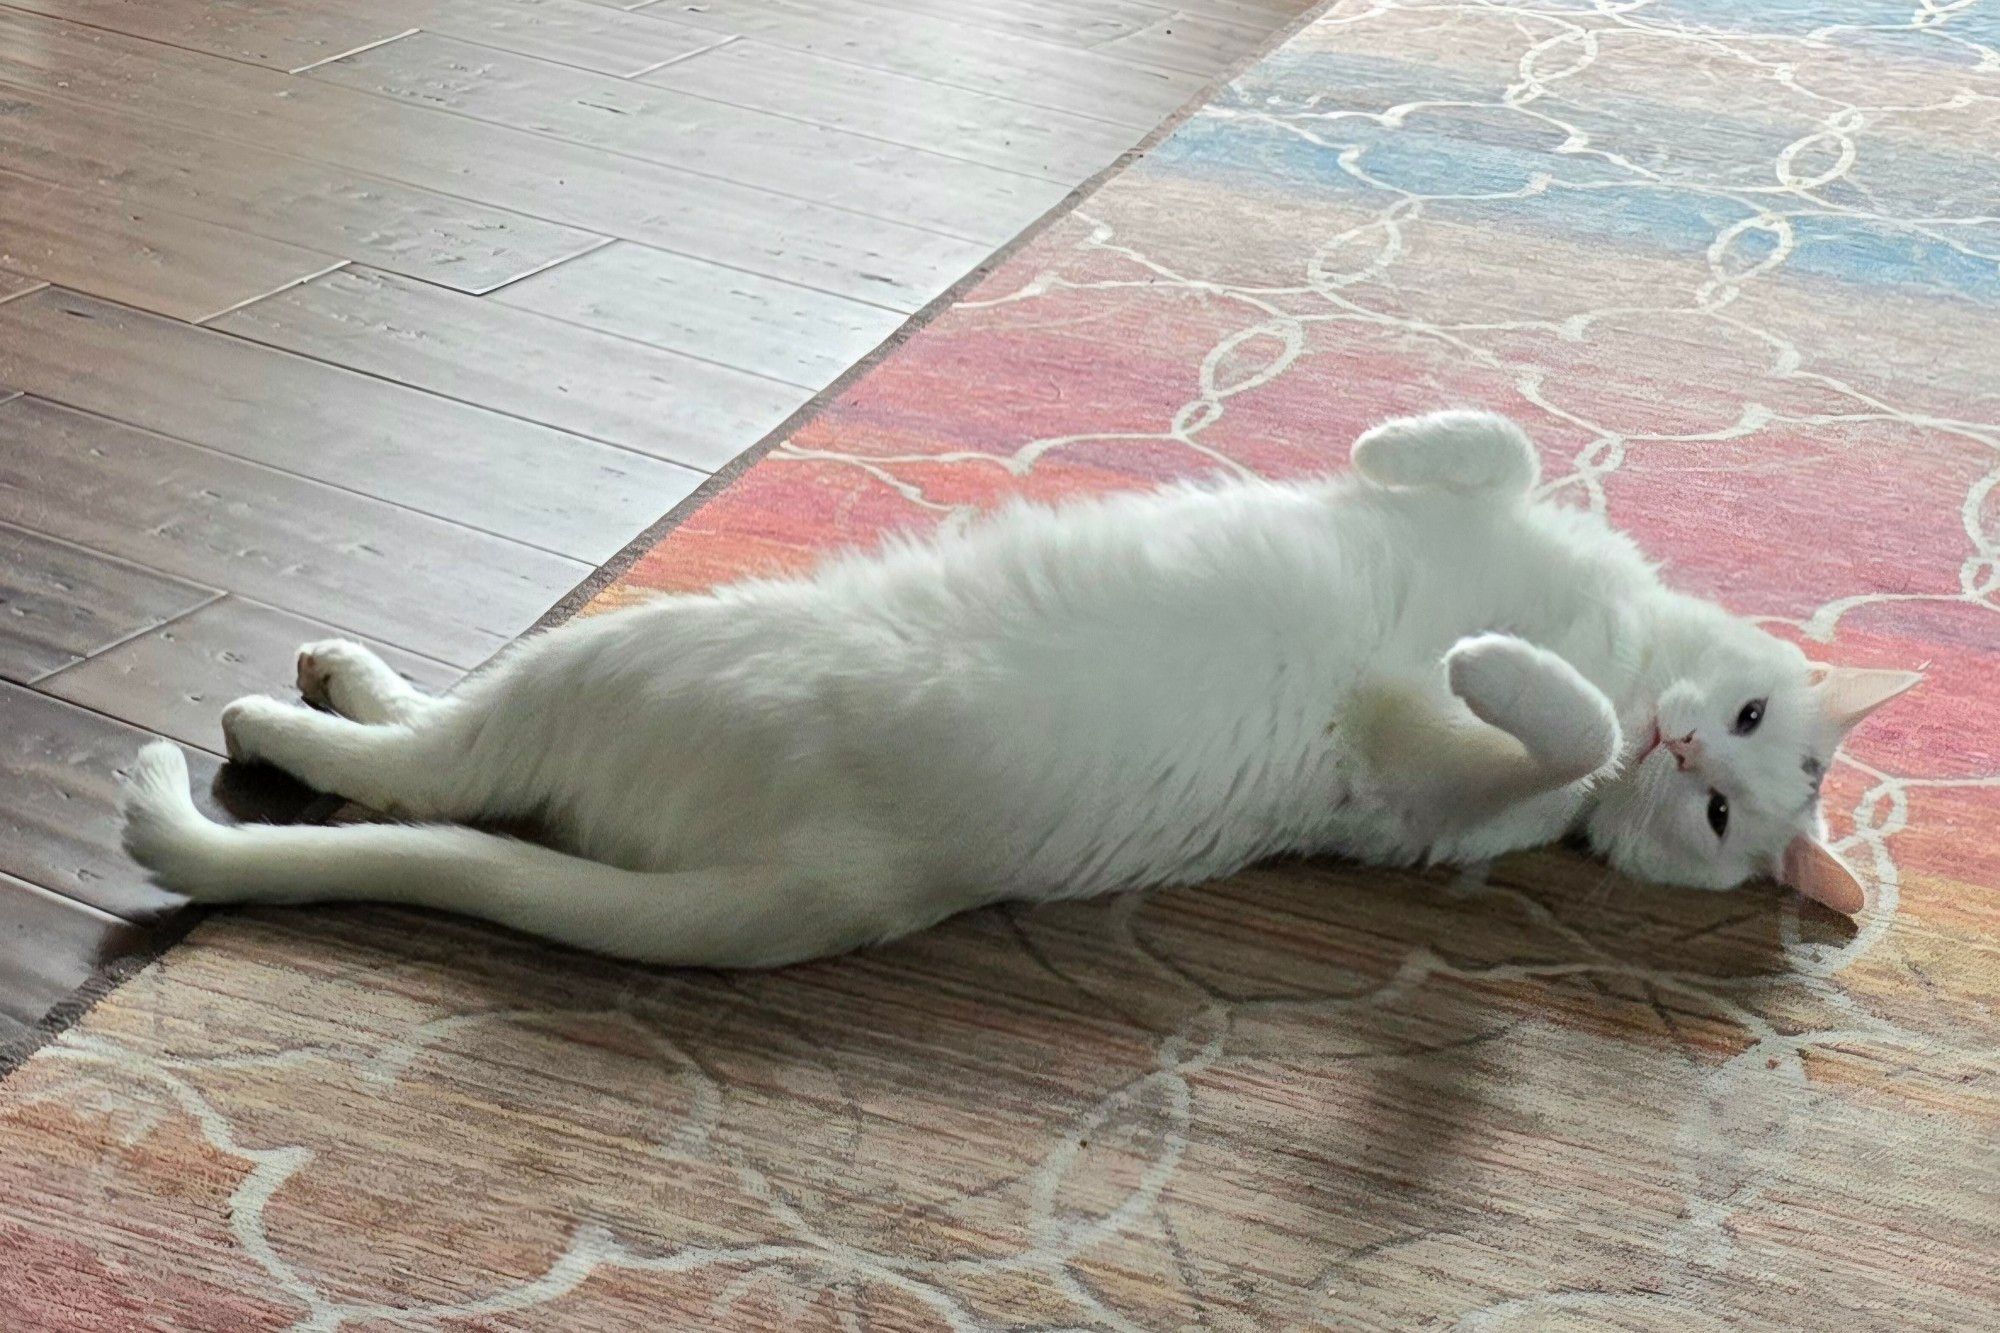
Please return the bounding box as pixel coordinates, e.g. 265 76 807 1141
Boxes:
120 412 1916 966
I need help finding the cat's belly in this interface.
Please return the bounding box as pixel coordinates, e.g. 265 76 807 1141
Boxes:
973 755 1405 900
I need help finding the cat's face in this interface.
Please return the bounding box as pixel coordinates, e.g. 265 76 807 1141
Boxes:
1587 621 1917 909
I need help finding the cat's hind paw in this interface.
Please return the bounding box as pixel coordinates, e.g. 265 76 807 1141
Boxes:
1351 411 1539 495
297 639 412 723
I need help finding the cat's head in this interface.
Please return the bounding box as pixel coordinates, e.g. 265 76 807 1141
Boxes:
1586 618 1918 913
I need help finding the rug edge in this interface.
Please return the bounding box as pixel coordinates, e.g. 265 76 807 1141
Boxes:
0 908 207 1081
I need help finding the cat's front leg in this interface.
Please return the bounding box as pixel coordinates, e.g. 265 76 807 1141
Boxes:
1349 635 1621 831
1444 633 1621 787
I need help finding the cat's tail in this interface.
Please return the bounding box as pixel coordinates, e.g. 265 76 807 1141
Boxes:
119 741 901 968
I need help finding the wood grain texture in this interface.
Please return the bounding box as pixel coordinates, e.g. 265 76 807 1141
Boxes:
0 0 728 76
0 396 587 668
849 0 1166 47
310 32 1069 244
1093 11 1269 75
639 38 1133 182
635 0 1209 128
0 8 981 310
491 243 908 389
0 288 702 562
0 165 342 322
0 83 600 295
417 0 731 76
0 0 402 72
0 524 215 686
1169 0 1315 19
0 871 141 1029
209 267 809 471
40 597 463 754
0 682 215 917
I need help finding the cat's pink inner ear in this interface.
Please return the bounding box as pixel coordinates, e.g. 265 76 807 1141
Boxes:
1814 667 1921 736
1780 836 1866 915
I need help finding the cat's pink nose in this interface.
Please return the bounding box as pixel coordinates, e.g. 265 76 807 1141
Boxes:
1663 732 1702 770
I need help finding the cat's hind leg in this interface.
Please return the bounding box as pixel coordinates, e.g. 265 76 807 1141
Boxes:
1350 410 1539 495
221 694 469 819
122 741 923 968
296 639 435 725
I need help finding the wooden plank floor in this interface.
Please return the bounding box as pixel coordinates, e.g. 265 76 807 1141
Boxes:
0 0 1315 1047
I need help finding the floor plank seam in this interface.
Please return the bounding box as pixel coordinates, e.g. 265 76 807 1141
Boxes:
222 593 471 673
24 591 230 690
287 27 421 76
417 27 736 83
0 0 343 82
3 678 226 763
0 508 497 673
0 17 1136 258
0 38 1013 253
633 0 1222 86
471 247 919 348
462 234 624 298
276 63 1011 246
195 264 829 466
620 2 1169 131
0 162 352 326
193 260 353 327
596 76 1112 190
0 870 128 928
0 70 615 294
44 579 478 684
201 296 751 471
243 260 841 408
624 61 1124 186
623 31 739 80
0 517 230 609
2 384 601 570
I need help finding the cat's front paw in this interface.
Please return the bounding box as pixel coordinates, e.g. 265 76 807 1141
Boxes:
1447 633 1619 781
1446 633 1543 719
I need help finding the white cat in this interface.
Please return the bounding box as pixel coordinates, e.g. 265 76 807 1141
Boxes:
120 411 1917 967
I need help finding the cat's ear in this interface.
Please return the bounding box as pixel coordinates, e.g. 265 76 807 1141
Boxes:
1778 836 1866 915
1810 667 1921 739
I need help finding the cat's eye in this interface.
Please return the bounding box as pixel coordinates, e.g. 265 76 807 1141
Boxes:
1733 698 1766 735
1705 790 1730 838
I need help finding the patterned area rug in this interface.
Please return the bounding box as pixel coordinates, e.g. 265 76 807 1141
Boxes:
5 2 1997 1328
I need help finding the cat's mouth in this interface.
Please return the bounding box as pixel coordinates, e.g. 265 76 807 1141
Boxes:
1632 721 1663 766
